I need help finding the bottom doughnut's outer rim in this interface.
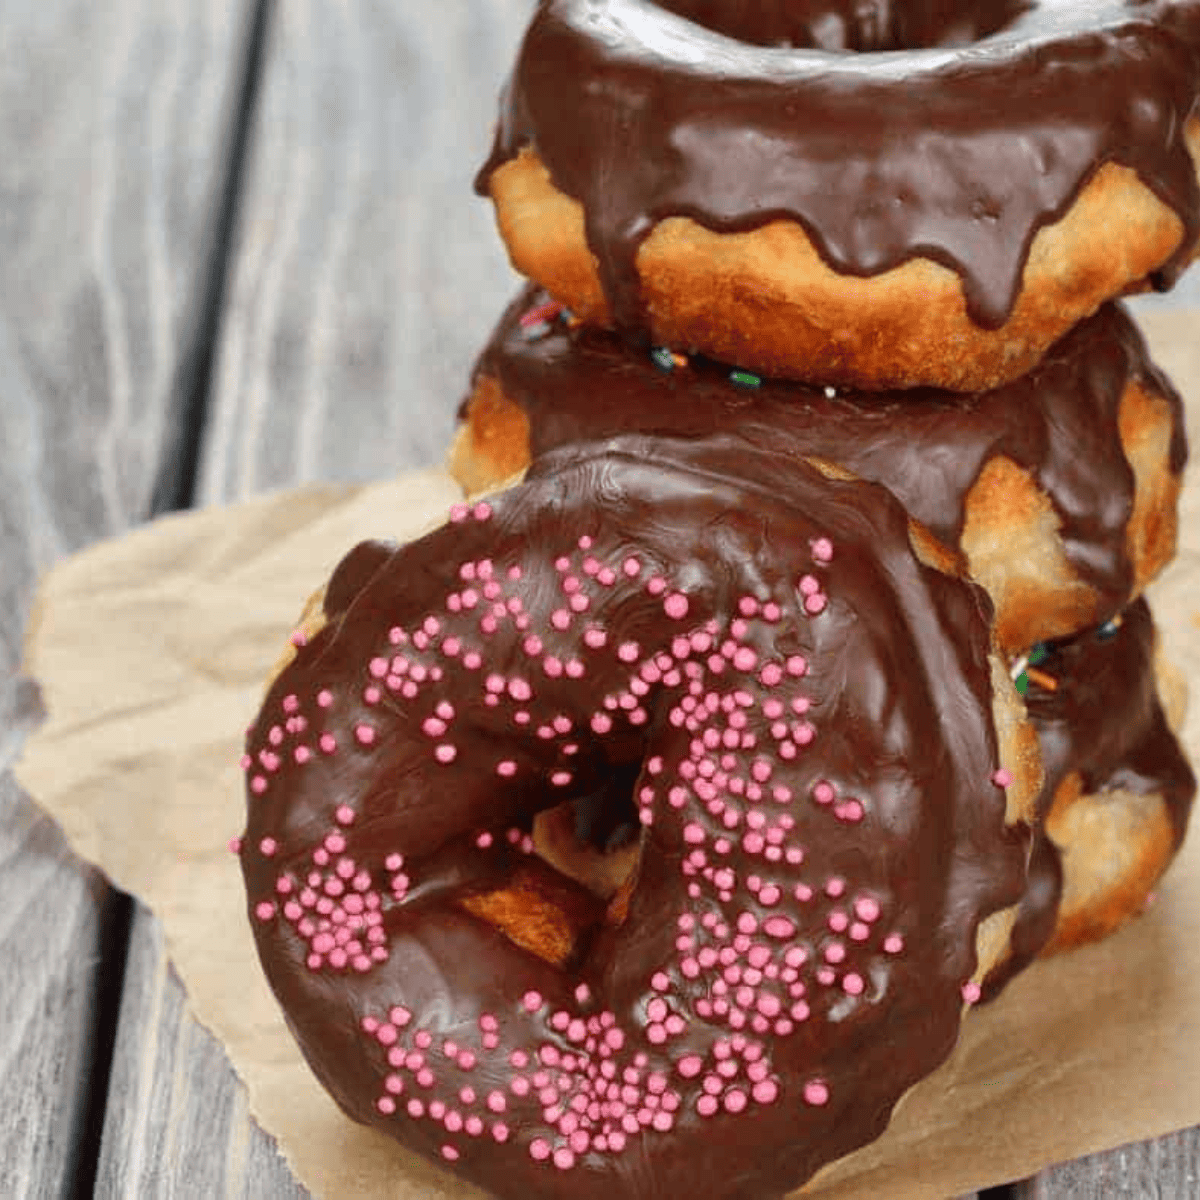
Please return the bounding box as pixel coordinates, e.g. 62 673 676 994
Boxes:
239 441 1032 1200
485 121 1200 393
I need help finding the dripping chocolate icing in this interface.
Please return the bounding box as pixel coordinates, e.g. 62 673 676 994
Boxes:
467 286 1186 643
984 597 1196 996
240 441 1028 1199
477 0 1200 333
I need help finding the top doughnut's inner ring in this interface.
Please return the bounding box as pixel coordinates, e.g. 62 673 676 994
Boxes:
648 0 1020 51
478 0 1200 391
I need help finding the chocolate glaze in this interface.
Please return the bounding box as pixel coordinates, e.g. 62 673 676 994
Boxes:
468 287 1186 640
240 441 1027 1199
652 0 1020 50
983 598 1196 997
477 0 1200 333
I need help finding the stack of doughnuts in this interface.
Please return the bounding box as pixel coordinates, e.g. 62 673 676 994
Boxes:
238 1 1200 1195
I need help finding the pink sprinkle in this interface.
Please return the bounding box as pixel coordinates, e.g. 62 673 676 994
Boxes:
759 662 783 687
732 647 757 671
803 1079 830 1106
529 1138 552 1162
991 767 1013 788
884 933 905 954
496 759 517 777
811 537 833 562
523 991 543 1012
254 901 275 921
962 980 982 1004
354 723 375 746
664 592 689 619
843 973 865 995
435 743 457 764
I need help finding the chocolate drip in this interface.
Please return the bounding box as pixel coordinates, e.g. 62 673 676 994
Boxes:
478 0 1200 332
241 441 1026 1199
984 598 1196 997
469 288 1186 633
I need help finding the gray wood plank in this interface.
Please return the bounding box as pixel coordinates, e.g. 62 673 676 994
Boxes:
196 0 532 501
98 2 532 1196
0 0 258 1192
96 904 309 1200
1013 1129 1200 1197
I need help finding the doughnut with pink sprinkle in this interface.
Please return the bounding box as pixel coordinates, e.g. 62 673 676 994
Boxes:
238 437 1038 1198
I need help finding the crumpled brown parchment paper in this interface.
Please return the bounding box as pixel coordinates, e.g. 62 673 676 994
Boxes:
15 310 1200 1199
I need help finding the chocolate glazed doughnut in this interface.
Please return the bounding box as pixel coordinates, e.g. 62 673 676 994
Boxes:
478 0 1200 390
452 290 1186 653
985 599 1196 997
239 441 1035 1199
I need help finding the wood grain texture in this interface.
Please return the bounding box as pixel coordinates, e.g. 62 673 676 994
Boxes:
0 0 257 1192
101 3 531 1196
197 0 533 501
96 904 309 1200
1012 1129 1200 1197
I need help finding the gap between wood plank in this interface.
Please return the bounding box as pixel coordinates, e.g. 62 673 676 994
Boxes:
72 1 277 1195
150 0 276 516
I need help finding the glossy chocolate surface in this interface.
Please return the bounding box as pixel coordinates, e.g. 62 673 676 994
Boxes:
478 0 1200 332
240 441 1026 1198
985 598 1196 995
470 287 1186 635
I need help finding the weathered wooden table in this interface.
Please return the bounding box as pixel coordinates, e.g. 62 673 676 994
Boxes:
3 2 1198 1195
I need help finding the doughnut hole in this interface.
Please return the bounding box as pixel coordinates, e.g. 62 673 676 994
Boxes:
653 0 1027 51
532 766 644 902
457 856 609 968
